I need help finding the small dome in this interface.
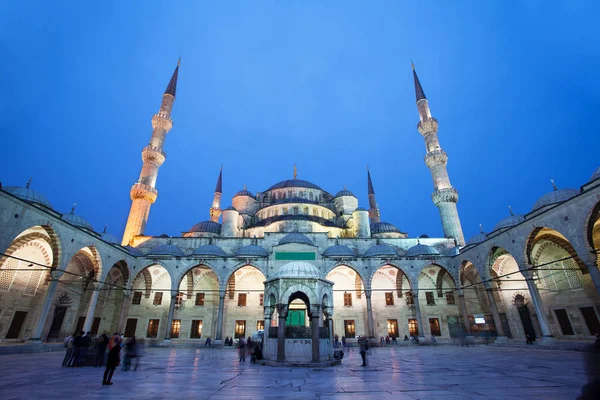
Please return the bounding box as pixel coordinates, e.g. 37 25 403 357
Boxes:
5 186 53 209
276 261 321 279
124 245 144 257
322 245 356 258
267 179 322 191
234 188 254 198
192 244 227 257
467 232 487 246
278 233 314 246
235 244 268 258
159 234 170 238
364 244 400 258
101 231 119 244
189 221 221 234
591 167 600 181
354 207 367 212
148 244 185 256
419 234 430 238
532 188 578 211
334 189 356 198
370 222 400 234
224 206 237 211
405 244 440 257
62 211 94 231
493 214 525 231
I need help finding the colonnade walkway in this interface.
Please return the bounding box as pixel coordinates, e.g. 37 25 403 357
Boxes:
0 345 588 399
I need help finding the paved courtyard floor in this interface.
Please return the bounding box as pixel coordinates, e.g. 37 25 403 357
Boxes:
0 345 590 399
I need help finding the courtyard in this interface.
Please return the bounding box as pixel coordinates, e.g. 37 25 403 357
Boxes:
0 345 589 399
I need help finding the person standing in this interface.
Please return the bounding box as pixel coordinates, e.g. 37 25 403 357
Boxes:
358 335 368 367
95 332 109 367
79 331 92 366
62 333 74 367
238 338 246 362
103 336 121 385
68 331 83 367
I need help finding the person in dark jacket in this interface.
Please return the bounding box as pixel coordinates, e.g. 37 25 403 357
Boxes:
78 331 92 366
68 332 83 367
95 333 109 367
103 337 121 385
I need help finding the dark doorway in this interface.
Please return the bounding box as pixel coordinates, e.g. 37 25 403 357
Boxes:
6 311 28 339
554 309 574 335
515 295 536 340
91 317 101 335
499 312 512 338
124 318 137 337
581 307 600 336
75 316 85 334
47 307 67 339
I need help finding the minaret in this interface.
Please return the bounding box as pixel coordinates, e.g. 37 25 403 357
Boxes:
209 165 223 222
367 166 380 223
121 59 180 246
413 64 465 245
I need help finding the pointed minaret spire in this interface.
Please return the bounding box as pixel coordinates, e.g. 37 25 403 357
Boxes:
70 203 76 214
412 62 427 103
550 179 558 191
122 60 180 245
508 205 514 216
413 64 465 245
367 166 380 224
164 57 180 98
103 225 108 233
210 166 223 222
293 164 298 180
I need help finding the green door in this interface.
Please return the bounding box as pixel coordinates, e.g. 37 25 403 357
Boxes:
286 310 305 326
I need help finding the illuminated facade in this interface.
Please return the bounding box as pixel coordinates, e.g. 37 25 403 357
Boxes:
0 63 599 349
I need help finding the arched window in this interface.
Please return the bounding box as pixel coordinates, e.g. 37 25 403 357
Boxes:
309 192 313 200
303 207 309 215
293 207 299 215
283 207 288 215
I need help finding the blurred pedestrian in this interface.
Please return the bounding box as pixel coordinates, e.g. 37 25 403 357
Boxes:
238 337 246 362
62 333 74 367
95 332 109 367
579 334 600 399
358 336 368 366
78 331 91 366
68 331 83 367
102 336 121 385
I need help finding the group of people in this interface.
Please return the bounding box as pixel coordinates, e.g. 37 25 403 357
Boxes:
236 337 263 363
379 336 399 345
62 331 140 386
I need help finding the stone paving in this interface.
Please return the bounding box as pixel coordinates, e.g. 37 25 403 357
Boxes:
0 345 589 399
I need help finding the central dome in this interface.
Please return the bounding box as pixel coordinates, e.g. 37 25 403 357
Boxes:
276 261 321 279
267 179 323 191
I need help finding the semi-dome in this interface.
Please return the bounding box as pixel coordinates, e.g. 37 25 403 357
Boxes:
467 232 487 246
405 243 440 257
532 188 578 211
276 261 321 279
189 221 221 234
370 222 401 234
591 167 600 181
364 244 400 258
278 233 314 246
322 245 356 258
493 214 525 231
267 179 322 191
334 189 356 198
235 244 269 257
234 188 254 198
5 186 53 209
192 244 227 257
148 244 185 256
124 245 144 257
62 211 94 231
445 246 460 256
101 231 119 244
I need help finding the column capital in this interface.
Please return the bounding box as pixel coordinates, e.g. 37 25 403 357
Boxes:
277 304 288 316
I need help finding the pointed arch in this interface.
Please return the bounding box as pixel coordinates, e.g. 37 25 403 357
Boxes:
526 227 586 272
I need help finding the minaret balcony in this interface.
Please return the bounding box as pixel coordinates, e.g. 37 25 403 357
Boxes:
424 149 448 168
142 145 167 165
130 183 158 203
432 187 458 206
151 113 173 131
417 118 438 135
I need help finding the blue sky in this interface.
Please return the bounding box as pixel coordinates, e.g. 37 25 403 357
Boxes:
1 1 598 241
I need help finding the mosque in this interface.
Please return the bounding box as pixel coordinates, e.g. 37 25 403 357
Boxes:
0 60 599 357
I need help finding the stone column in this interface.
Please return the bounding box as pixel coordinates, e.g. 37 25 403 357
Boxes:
310 306 321 363
413 294 426 339
29 271 59 341
116 290 131 333
458 291 471 334
215 291 225 340
586 264 600 294
164 292 177 340
365 290 375 338
523 269 553 338
83 283 102 332
264 306 272 334
277 304 287 362
485 288 505 337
